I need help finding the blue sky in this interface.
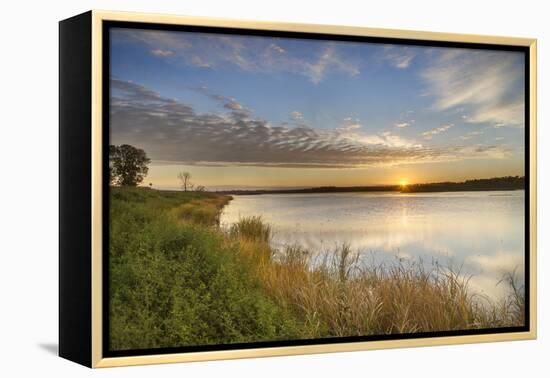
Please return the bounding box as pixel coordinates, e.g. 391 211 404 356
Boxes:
109 27 525 189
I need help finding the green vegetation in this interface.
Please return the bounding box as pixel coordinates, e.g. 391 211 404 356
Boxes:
110 187 525 351
109 187 299 350
109 144 151 186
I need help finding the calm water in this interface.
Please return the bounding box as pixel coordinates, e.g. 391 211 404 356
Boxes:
220 191 525 300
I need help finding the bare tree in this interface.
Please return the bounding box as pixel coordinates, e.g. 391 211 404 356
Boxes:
195 185 206 192
177 171 193 192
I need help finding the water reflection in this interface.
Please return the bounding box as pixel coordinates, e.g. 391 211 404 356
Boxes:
220 191 525 300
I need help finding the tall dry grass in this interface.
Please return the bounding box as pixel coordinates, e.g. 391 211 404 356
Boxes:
228 216 525 338
172 195 232 225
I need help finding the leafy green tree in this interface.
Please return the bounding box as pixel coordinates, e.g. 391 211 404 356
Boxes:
109 144 151 186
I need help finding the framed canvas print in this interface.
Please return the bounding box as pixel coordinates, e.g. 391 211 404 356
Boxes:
59 10 537 368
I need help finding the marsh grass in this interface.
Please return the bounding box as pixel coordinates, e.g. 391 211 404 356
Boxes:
109 187 525 350
497 268 526 326
229 216 272 243
228 217 525 337
172 195 231 225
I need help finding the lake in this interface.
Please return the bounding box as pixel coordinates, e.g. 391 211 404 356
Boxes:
220 190 525 300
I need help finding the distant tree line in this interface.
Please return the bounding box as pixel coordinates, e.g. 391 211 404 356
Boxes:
217 176 525 195
402 176 525 193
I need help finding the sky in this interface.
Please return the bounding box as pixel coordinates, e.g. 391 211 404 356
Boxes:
109 27 526 190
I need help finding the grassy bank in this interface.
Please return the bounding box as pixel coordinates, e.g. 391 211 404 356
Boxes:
109 187 524 351
109 187 300 350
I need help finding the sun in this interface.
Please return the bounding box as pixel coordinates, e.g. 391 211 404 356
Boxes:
399 179 409 187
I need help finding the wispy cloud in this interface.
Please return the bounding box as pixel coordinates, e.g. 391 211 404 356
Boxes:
305 46 360 84
422 124 453 140
290 111 304 121
113 28 360 84
115 29 192 52
383 46 416 69
337 117 362 131
110 79 512 168
422 49 524 128
151 48 174 57
269 43 286 53
459 130 484 140
394 111 415 129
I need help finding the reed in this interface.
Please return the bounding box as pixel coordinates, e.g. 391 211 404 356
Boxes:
228 216 525 338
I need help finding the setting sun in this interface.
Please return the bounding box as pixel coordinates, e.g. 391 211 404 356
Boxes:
399 179 409 187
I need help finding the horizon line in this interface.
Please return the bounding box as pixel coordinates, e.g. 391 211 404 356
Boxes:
138 175 525 192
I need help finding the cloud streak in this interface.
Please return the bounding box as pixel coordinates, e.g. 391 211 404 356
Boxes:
290 111 304 121
110 79 513 169
383 46 416 69
459 129 484 140
422 124 453 140
113 28 360 84
422 49 525 128
395 122 411 129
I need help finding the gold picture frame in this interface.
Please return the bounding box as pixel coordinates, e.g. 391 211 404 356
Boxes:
59 9 537 368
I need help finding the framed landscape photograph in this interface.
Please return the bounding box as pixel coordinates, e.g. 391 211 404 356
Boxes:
59 10 537 368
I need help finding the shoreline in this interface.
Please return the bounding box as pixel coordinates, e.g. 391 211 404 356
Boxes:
142 176 525 196
213 176 525 195
218 187 526 196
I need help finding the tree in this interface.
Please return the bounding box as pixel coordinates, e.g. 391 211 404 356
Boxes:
177 171 193 192
109 144 151 186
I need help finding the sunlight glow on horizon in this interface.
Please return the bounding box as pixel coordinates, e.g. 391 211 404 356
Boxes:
110 28 526 188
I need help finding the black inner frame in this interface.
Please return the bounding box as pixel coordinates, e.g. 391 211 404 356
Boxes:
102 20 531 358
